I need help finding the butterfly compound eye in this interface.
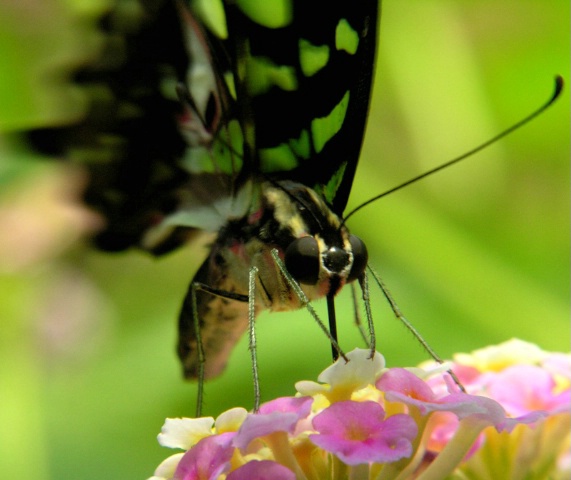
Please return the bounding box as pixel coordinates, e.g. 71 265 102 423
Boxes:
285 236 320 285
347 234 368 282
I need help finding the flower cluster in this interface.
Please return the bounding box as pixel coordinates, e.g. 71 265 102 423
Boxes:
149 339 570 480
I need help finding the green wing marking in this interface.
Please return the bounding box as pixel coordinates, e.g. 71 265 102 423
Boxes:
191 0 379 213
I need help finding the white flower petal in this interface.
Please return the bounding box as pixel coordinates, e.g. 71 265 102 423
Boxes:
150 452 184 480
295 380 328 396
215 407 248 433
317 348 385 389
157 417 214 449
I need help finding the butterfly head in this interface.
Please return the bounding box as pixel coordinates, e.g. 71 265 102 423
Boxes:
263 180 368 296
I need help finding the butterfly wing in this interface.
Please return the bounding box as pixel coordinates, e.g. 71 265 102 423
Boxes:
192 1 379 214
26 2 196 252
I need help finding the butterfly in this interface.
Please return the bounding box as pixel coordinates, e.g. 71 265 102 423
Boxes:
27 0 379 394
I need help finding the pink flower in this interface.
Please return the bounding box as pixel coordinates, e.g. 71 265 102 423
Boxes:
226 460 295 480
485 365 570 416
150 341 570 480
172 432 234 480
233 396 313 451
377 367 438 409
309 400 417 465
258 396 313 416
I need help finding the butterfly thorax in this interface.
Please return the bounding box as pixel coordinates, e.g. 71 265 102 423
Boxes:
215 179 359 310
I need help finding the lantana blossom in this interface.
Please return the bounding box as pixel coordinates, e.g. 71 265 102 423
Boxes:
172 433 235 480
226 460 295 480
309 400 417 465
149 339 570 480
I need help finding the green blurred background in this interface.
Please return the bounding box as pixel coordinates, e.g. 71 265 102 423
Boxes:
0 0 568 478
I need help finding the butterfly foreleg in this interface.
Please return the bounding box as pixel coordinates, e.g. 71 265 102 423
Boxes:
356 271 376 357
367 265 466 392
350 282 369 347
270 248 348 363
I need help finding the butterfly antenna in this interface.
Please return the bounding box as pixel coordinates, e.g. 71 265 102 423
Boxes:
342 75 564 224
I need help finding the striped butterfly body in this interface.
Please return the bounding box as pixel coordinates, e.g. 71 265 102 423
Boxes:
28 0 378 381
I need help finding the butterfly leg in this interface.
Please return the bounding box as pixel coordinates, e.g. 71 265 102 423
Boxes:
180 279 249 416
178 256 251 415
270 248 348 363
247 266 261 412
367 265 466 392
350 282 370 347
357 271 376 357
